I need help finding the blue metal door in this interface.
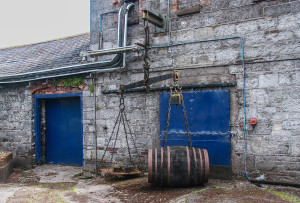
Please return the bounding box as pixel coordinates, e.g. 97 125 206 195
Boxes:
160 90 231 166
45 97 83 166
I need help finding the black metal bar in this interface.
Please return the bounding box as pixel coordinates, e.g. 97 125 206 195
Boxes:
250 179 300 188
124 73 173 90
102 82 236 94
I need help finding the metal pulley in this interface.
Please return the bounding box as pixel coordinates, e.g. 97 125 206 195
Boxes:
158 70 210 187
171 93 181 104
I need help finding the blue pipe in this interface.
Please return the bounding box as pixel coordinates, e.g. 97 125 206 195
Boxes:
241 37 250 180
148 36 250 180
99 11 119 49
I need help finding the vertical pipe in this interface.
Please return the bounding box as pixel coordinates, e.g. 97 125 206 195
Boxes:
118 5 126 47
99 4 126 50
241 37 250 180
99 11 119 49
167 0 171 42
123 3 135 68
94 76 98 174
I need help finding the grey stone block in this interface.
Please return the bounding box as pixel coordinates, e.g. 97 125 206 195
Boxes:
264 3 291 17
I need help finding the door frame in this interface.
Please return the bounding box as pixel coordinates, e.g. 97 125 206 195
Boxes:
33 92 83 164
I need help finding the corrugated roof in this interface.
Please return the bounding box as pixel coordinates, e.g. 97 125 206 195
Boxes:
0 33 90 77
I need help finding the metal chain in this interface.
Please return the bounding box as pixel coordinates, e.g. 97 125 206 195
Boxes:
160 71 197 185
99 110 121 167
143 62 150 92
109 113 122 167
143 19 150 92
99 87 142 174
161 88 172 186
179 87 197 185
123 109 144 169
120 112 134 166
109 93 125 168
180 87 192 148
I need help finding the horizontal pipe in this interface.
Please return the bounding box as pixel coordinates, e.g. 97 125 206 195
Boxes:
0 67 121 84
87 45 140 57
148 57 300 74
250 179 300 188
0 5 128 84
0 55 123 84
102 82 236 94
147 36 242 49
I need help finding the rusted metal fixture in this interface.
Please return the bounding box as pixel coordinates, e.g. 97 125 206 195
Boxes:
101 167 142 176
142 10 164 28
148 146 209 186
142 10 168 33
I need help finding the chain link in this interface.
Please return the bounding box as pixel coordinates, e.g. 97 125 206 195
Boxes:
161 88 172 186
180 87 192 148
143 62 150 91
160 71 198 186
143 20 150 92
99 87 142 174
123 109 144 168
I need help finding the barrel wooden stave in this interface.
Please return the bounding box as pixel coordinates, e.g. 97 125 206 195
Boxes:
148 146 209 186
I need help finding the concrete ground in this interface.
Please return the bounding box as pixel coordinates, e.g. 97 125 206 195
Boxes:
0 165 299 203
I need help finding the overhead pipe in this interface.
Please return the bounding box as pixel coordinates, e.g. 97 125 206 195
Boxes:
0 4 133 84
86 45 141 57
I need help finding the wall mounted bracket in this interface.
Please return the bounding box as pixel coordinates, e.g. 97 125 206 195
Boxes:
142 10 168 33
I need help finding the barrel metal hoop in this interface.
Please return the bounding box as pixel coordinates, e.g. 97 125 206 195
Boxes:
167 146 171 186
200 149 205 184
186 146 191 185
204 149 209 183
198 148 203 184
192 147 198 185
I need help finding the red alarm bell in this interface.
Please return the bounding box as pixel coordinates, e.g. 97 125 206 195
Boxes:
250 119 257 125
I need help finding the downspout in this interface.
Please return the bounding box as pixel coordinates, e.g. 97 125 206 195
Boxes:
167 0 171 41
93 75 98 174
122 3 135 68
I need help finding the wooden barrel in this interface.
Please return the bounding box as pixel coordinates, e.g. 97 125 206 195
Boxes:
148 146 209 186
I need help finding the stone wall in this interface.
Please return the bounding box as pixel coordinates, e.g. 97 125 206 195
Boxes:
82 73 159 171
0 84 33 168
90 0 300 181
0 0 299 182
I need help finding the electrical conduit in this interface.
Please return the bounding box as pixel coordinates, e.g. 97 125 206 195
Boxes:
0 4 132 84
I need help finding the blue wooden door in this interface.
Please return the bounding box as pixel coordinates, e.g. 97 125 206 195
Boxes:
160 90 231 167
45 97 83 166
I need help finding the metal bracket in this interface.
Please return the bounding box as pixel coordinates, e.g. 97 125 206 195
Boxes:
155 14 168 33
142 10 168 33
